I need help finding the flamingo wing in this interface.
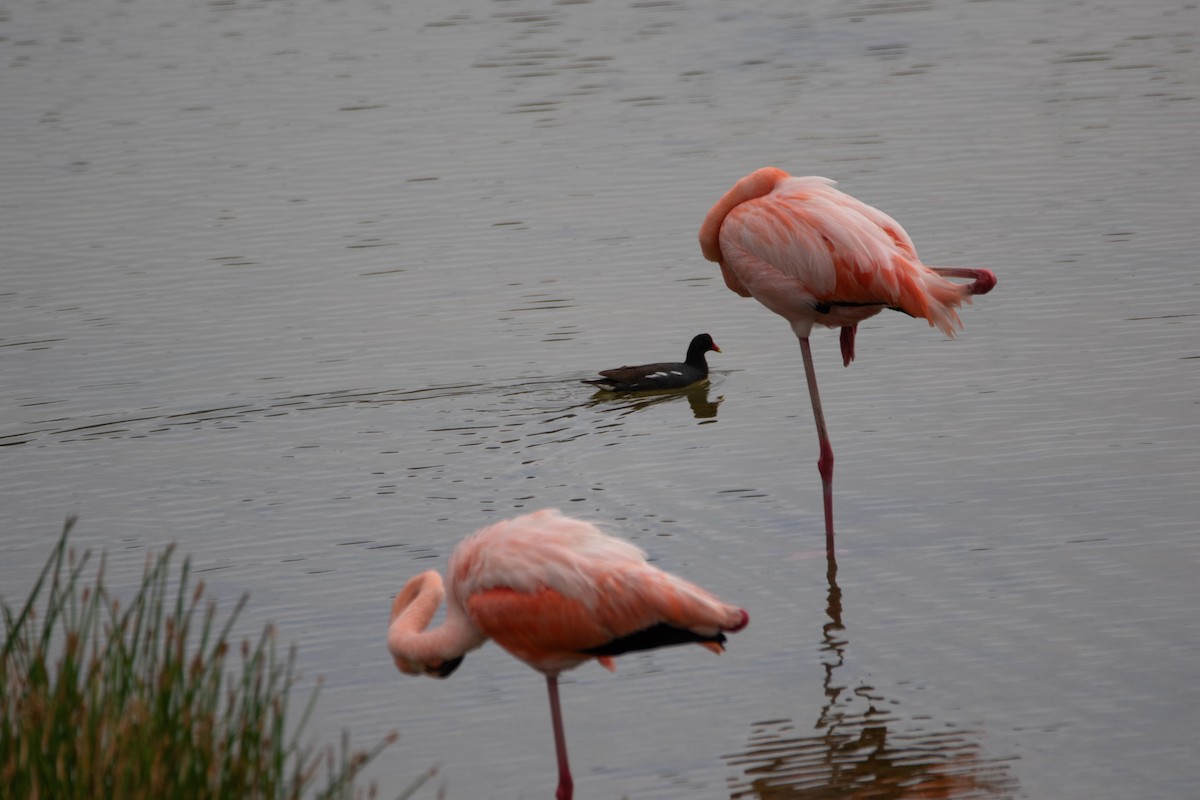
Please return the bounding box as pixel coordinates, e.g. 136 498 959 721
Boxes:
448 510 746 673
465 587 626 669
722 176 925 307
465 567 745 672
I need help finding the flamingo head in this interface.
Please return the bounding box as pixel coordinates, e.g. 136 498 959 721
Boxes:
388 570 475 679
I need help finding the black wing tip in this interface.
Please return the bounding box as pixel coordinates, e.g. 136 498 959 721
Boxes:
580 623 727 658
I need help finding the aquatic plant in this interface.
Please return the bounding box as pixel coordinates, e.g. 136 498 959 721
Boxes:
0 517 434 800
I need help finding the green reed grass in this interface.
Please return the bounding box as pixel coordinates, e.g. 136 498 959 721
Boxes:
1 517 436 800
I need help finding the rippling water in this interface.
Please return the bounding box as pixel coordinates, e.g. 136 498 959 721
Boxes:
3 0 1198 798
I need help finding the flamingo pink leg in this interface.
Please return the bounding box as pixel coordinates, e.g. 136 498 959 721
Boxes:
839 324 857 367
546 674 574 800
798 337 835 551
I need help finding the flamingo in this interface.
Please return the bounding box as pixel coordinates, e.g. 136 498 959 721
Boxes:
699 168 996 548
387 508 748 800
583 332 721 391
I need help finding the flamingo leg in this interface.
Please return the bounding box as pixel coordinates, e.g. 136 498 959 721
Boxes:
839 325 857 367
798 337 835 552
546 674 574 800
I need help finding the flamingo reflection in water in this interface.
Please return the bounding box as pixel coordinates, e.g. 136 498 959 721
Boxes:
726 557 1018 799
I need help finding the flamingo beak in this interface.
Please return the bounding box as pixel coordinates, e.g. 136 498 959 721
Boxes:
426 655 464 678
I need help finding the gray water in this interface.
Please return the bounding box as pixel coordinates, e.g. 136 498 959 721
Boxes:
3 0 1198 797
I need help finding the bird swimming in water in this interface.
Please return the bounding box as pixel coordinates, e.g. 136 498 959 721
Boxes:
583 333 720 391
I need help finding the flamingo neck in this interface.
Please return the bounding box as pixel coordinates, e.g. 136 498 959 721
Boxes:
387 571 485 674
699 167 789 263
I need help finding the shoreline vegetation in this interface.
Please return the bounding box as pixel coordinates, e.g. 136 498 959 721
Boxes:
1 517 436 799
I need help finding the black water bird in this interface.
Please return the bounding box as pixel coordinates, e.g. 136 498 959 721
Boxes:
583 333 720 391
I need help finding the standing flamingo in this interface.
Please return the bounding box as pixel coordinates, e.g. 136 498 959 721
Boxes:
387 509 748 800
699 168 996 548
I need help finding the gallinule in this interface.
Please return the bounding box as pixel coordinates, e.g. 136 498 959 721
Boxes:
583 333 720 391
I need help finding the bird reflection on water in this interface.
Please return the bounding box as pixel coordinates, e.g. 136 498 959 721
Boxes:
586 381 723 421
725 556 1019 799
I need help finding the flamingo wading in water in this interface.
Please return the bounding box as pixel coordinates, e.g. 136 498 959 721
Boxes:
699 168 996 547
387 509 748 800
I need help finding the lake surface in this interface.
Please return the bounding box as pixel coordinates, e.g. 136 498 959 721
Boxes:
3 0 1198 797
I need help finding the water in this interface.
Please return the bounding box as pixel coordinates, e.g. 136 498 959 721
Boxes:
3 0 1198 797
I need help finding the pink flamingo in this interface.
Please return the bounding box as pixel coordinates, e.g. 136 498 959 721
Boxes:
387 509 748 800
700 168 996 548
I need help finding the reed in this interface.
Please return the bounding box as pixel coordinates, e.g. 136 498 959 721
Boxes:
1 517 431 800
